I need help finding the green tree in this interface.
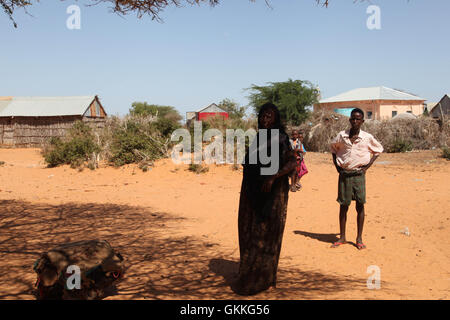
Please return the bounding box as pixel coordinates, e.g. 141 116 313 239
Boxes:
129 102 182 122
129 102 182 137
247 79 320 125
217 98 247 120
129 102 158 117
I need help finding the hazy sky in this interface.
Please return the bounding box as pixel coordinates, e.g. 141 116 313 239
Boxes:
1 0 449 119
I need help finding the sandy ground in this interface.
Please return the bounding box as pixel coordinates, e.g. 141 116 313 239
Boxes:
0 148 449 300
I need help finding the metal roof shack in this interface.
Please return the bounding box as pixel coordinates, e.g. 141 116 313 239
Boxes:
0 95 107 147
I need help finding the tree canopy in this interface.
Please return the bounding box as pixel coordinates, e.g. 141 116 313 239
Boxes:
129 102 182 121
247 79 320 126
2 1 341 27
217 98 247 120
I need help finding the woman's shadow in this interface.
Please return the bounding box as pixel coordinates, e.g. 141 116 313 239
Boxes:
208 258 241 294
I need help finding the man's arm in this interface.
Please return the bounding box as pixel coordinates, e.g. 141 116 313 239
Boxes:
361 154 379 173
332 153 342 173
362 135 383 173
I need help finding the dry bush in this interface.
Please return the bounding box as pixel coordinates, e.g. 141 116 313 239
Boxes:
188 163 209 174
442 147 450 160
293 110 348 152
99 114 171 167
293 110 450 153
41 121 101 168
187 115 257 165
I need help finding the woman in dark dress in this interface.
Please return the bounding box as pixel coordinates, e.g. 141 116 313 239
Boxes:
234 103 297 295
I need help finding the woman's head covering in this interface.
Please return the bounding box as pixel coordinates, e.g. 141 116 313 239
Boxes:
257 102 286 132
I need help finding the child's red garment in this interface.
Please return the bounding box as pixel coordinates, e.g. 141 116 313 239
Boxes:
297 159 308 178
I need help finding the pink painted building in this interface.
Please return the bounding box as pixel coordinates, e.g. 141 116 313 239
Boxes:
314 86 426 120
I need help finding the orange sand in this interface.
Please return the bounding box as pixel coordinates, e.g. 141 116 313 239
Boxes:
0 148 448 300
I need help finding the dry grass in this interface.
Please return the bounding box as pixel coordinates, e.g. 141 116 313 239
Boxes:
293 110 450 153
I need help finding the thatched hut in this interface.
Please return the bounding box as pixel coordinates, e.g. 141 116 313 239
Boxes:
0 96 107 147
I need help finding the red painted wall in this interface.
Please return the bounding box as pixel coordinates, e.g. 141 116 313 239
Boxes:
198 112 229 121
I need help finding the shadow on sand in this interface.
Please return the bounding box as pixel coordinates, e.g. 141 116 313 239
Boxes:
0 200 364 299
293 230 340 244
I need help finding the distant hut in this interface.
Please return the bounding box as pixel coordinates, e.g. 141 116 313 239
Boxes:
0 96 107 147
430 94 450 119
186 103 228 127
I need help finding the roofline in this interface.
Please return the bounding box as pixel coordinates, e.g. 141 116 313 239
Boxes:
95 96 107 116
319 86 425 103
0 95 105 117
80 95 107 117
196 103 227 113
316 98 426 105
430 94 450 113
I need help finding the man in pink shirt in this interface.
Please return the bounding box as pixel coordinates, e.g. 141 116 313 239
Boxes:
330 108 383 250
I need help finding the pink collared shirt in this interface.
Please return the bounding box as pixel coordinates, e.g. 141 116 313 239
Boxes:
330 129 383 170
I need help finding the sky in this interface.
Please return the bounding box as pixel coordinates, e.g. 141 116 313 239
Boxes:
1 0 449 120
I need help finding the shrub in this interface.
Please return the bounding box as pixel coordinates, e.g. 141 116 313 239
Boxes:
106 116 170 167
442 147 450 160
188 163 209 174
231 163 240 171
296 110 450 153
194 115 257 162
152 117 181 137
43 121 100 168
387 138 413 153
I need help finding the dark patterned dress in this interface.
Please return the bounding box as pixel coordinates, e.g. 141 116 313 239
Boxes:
235 130 296 295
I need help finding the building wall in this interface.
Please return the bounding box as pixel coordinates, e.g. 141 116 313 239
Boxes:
379 103 424 119
0 116 106 147
315 99 425 120
314 100 381 119
84 98 107 118
198 112 229 121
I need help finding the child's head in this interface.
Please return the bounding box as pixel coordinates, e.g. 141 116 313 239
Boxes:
291 130 299 140
298 130 304 142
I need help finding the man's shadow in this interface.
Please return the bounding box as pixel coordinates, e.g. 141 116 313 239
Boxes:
293 231 357 247
293 230 339 244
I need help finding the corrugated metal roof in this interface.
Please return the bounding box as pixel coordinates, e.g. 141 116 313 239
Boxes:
319 86 424 103
0 100 12 114
196 103 227 113
0 96 96 117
